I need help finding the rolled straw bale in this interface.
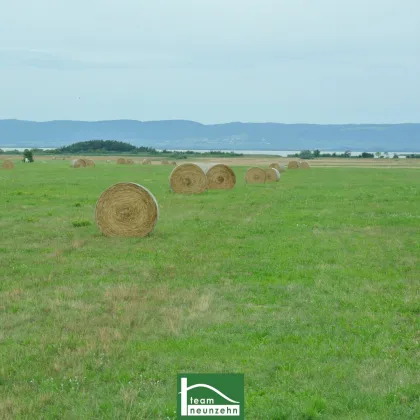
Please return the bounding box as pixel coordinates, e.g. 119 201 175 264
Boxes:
85 159 95 167
288 160 299 169
117 158 126 164
269 163 286 173
142 158 152 165
95 182 158 237
204 163 236 190
299 161 311 169
245 167 266 184
71 159 87 168
161 160 169 165
265 168 280 183
171 161 177 166
169 163 208 194
2 159 14 169
125 158 134 165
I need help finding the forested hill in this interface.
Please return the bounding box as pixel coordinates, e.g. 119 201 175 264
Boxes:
1 119 419 151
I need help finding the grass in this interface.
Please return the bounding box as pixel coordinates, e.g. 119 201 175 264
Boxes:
0 162 419 419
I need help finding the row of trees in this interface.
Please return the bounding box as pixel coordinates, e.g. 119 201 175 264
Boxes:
290 150 407 160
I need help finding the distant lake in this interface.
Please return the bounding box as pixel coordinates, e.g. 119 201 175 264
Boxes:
1 147 418 157
157 149 418 157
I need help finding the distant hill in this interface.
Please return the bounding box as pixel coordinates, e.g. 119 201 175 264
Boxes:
1 119 419 151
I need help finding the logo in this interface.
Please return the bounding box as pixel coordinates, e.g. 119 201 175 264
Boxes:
177 374 244 418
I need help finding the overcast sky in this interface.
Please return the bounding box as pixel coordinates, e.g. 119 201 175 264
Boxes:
0 0 419 123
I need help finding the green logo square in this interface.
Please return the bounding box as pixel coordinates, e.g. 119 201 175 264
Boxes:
177 373 244 419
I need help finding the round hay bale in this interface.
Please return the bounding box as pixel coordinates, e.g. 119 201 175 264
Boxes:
71 159 87 168
142 158 152 165
171 161 177 166
245 167 266 184
161 160 169 165
106 160 111 163
85 159 95 167
117 158 126 165
288 160 299 169
125 158 134 165
169 163 208 194
205 163 236 190
299 161 311 169
2 159 14 169
95 182 158 237
269 163 286 173
265 168 280 183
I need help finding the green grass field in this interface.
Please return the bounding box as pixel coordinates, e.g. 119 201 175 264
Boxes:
1 162 419 419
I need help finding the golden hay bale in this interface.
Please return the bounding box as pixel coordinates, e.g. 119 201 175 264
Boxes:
245 167 266 184
70 159 87 168
269 163 286 173
2 159 14 169
169 163 208 194
265 168 280 183
125 158 134 165
288 160 300 169
117 158 126 165
204 163 236 190
142 158 152 165
161 160 169 165
95 182 158 237
299 161 311 169
85 159 95 167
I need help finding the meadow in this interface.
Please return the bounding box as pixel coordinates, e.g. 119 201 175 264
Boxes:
0 160 419 419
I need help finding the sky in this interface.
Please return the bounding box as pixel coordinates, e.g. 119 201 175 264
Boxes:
0 0 419 124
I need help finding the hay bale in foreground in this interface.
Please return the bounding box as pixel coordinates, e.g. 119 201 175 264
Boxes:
204 163 236 190
265 168 280 183
245 167 266 184
288 160 299 169
117 158 126 165
299 161 311 169
95 182 158 237
85 159 95 167
71 159 87 168
2 159 14 169
169 163 208 194
142 158 152 165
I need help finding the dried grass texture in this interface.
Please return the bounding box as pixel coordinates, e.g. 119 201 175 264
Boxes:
299 161 311 169
169 163 208 194
95 182 158 237
85 159 95 167
204 163 236 190
142 158 152 165
288 160 300 169
71 159 87 168
245 167 266 184
2 159 14 169
117 158 126 165
265 168 280 182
